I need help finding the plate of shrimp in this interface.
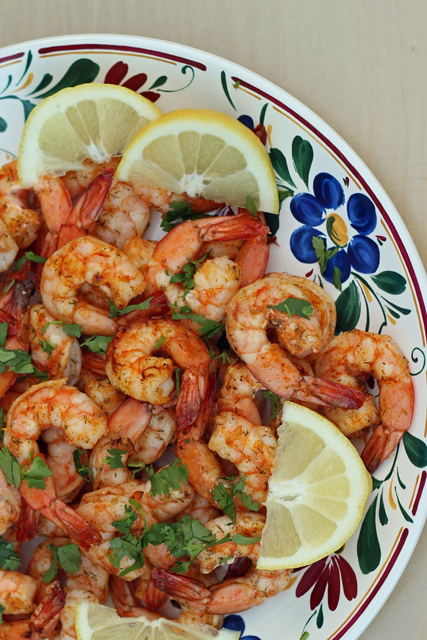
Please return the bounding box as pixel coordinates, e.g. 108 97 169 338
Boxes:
0 33 425 640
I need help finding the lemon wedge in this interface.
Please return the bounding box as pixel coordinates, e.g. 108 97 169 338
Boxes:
257 401 372 570
75 600 241 640
116 108 279 213
18 83 163 187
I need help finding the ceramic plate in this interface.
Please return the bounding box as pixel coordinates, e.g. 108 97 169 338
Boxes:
1 34 427 640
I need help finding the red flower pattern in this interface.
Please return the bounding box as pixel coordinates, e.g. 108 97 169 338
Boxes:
295 554 358 612
104 62 160 102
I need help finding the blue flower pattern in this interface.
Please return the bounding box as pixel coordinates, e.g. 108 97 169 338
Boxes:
223 614 261 640
289 173 380 285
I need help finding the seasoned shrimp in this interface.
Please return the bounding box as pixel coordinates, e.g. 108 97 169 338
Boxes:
40 236 146 335
226 275 367 408
0 581 65 640
0 160 41 249
105 318 210 430
0 467 21 535
209 412 277 506
122 236 157 282
218 360 264 425
145 212 268 290
76 479 193 578
194 513 264 574
130 408 176 467
178 492 220 525
30 304 82 385
314 329 414 472
42 428 87 502
4 379 107 548
29 537 109 640
90 181 151 250
84 377 126 415
0 219 19 272
60 158 120 199
152 565 291 615
0 570 38 615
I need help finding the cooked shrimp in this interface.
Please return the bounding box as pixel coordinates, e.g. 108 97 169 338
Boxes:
40 236 147 335
76 480 193 578
4 379 107 548
218 360 265 425
122 236 157 281
0 160 41 249
145 213 267 296
29 304 82 385
90 181 151 250
314 329 414 472
130 408 176 467
84 377 126 416
194 513 264 574
0 468 21 535
152 565 291 615
0 581 65 640
42 428 87 502
226 275 367 408
209 412 277 506
0 570 38 615
0 219 19 272
105 318 210 430
179 492 221 525
109 574 163 621
61 158 121 199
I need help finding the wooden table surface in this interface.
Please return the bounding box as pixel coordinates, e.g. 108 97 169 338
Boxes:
1 1 427 638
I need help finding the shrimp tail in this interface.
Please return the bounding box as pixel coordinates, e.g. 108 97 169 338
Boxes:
295 376 368 409
200 213 268 242
30 580 66 639
49 499 102 549
145 574 169 612
108 397 152 443
151 568 210 610
118 291 169 326
16 500 40 542
57 167 114 249
361 426 406 473
175 369 205 433
109 575 163 620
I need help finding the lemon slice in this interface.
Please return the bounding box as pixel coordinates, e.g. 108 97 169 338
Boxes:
18 83 163 188
115 108 279 213
75 600 241 640
257 401 372 570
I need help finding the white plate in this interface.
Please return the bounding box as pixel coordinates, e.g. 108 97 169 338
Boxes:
1 34 427 640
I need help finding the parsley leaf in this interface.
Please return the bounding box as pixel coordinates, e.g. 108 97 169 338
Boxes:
42 544 59 583
154 336 166 350
58 543 82 576
161 201 211 233
0 448 21 487
109 504 145 577
73 449 94 482
80 335 113 355
3 278 14 294
102 448 127 469
14 251 46 272
263 390 281 420
39 339 55 356
0 409 4 437
128 460 146 480
0 323 7 348
20 456 53 489
245 195 258 216
0 347 48 380
231 533 261 545
170 252 210 297
0 536 21 570
108 296 153 319
168 304 223 339
41 321 83 338
212 476 260 523
267 297 314 319
333 266 342 291
175 367 181 397
312 236 338 275
0 604 4 624
209 348 232 365
147 460 189 497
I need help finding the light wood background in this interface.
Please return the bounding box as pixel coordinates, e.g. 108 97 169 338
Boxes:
1 1 427 638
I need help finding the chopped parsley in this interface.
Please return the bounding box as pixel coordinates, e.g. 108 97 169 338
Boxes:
0 448 53 489
212 476 260 523
154 336 166 351
108 504 145 577
73 448 94 482
108 296 153 319
39 339 55 356
168 303 223 339
263 390 281 420
102 448 127 469
0 536 21 570
267 297 314 320
245 195 258 217
170 252 210 297
0 345 48 380
161 201 211 233
42 321 83 338
14 251 46 272
0 322 7 348
42 543 82 583
146 460 189 497
80 335 113 355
